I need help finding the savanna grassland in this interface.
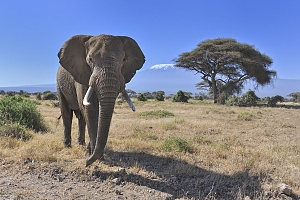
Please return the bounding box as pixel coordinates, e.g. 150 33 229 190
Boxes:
0 97 299 199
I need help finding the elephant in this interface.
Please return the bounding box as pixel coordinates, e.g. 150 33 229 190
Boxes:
56 34 145 166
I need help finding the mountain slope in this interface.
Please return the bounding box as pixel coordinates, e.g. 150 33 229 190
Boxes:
127 64 300 97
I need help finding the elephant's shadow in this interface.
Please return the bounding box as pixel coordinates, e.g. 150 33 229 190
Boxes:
91 149 268 199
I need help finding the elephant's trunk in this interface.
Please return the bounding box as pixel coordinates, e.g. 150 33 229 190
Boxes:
86 67 119 167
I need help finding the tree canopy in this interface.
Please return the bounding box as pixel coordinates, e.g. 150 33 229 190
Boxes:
174 38 277 103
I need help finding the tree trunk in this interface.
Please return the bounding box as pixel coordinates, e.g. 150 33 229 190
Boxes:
211 74 218 103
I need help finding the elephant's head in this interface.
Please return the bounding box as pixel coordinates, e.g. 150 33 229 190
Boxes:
58 34 145 166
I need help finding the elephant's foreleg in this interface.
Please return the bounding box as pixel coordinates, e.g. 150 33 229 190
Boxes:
84 106 99 155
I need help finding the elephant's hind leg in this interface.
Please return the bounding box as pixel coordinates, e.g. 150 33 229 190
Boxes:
58 90 73 147
74 110 86 145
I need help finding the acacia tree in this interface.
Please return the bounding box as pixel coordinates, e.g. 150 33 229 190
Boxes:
175 38 277 103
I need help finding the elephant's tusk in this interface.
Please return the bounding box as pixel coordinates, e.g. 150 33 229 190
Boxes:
83 86 93 106
122 90 136 112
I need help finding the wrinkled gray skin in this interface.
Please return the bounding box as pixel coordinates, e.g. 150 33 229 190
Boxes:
56 34 145 166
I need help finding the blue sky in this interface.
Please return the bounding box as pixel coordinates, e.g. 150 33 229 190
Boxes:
0 0 299 86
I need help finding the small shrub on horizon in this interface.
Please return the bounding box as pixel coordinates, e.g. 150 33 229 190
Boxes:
137 93 147 101
267 95 284 107
226 90 259 107
42 92 58 100
154 91 165 101
173 90 189 103
36 92 42 100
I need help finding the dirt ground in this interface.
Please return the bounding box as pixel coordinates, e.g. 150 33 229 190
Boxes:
0 158 177 200
1 155 297 200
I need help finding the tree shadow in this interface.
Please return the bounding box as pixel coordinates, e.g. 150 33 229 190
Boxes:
89 149 270 199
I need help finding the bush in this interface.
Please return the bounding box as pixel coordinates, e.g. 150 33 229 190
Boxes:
227 90 259 107
154 91 165 101
42 92 58 100
0 96 47 132
238 90 259 107
36 92 42 100
194 95 203 100
267 95 284 107
226 95 239 106
137 93 147 101
173 90 189 103
6 91 17 96
43 90 52 95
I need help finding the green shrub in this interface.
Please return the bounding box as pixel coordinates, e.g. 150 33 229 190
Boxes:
154 91 165 101
42 92 58 100
194 95 203 100
43 90 52 95
6 91 17 96
237 90 259 107
138 110 174 118
137 93 147 101
226 95 239 106
0 123 32 141
173 90 189 103
267 95 284 107
160 137 193 153
227 91 259 107
36 92 42 100
0 96 47 132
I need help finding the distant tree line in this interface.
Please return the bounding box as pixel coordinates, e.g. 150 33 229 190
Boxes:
1 89 299 108
0 90 57 100
124 88 300 107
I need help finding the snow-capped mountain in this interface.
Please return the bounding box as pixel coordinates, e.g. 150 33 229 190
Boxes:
126 64 300 97
149 64 176 70
126 64 200 95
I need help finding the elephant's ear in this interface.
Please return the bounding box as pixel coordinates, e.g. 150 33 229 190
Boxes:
58 35 93 85
118 36 145 83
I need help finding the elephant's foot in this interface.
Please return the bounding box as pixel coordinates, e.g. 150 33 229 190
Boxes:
86 143 92 155
78 138 85 146
64 139 72 148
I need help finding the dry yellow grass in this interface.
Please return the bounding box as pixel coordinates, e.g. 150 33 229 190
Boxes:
0 98 299 199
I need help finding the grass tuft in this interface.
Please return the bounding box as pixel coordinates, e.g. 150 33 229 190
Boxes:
0 123 32 141
138 110 174 119
132 127 158 140
237 112 255 121
160 137 193 153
